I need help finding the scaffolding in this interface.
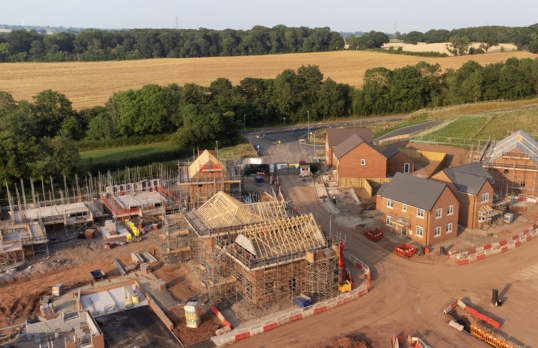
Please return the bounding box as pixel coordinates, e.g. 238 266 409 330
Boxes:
471 131 538 198
160 213 194 265
0 220 49 270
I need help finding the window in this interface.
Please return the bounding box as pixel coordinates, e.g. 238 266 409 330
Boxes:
417 208 424 218
386 199 393 208
481 193 489 203
447 205 454 215
402 204 407 212
386 216 392 226
404 163 410 174
435 208 442 219
361 159 366 165
446 223 453 233
416 226 423 237
434 226 441 237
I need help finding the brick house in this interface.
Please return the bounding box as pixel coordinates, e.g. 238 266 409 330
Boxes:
481 130 538 197
376 173 459 246
325 128 372 166
382 145 415 176
431 163 495 229
333 134 387 184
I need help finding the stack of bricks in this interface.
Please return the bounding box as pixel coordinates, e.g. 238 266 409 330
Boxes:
52 284 64 296
155 279 166 291
141 263 150 274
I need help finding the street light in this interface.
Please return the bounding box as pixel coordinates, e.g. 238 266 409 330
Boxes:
307 110 310 140
216 141 218 159
243 114 246 133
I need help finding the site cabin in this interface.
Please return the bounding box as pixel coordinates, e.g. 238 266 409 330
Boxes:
333 133 387 185
325 128 373 167
376 173 459 246
382 145 415 176
431 163 498 229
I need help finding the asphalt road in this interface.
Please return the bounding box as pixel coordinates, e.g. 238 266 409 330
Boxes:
246 119 442 164
233 176 538 347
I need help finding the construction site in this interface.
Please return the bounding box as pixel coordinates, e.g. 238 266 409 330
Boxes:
2 131 538 348
0 149 369 348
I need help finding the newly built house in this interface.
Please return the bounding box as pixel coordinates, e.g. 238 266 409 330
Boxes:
431 163 497 229
333 134 387 185
382 145 415 176
376 173 459 246
325 128 372 166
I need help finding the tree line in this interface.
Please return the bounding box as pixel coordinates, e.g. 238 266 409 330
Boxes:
400 24 538 53
0 26 344 62
2 58 538 189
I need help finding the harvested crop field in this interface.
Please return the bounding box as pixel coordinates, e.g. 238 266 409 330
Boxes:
382 42 518 55
1 50 536 109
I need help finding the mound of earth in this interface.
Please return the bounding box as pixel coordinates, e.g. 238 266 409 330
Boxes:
325 336 370 348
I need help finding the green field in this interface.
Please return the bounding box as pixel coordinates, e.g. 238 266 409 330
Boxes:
414 107 538 145
79 142 176 167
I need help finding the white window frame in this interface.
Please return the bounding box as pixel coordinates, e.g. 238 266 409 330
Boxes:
417 208 424 218
447 205 454 216
446 223 453 233
481 192 489 203
434 226 441 237
386 216 392 226
386 199 393 208
416 226 423 237
402 204 407 212
361 159 366 166
404 163 410 174
435 208 442 219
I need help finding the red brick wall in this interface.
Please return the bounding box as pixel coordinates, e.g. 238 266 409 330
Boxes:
431 171 494 229
377 186 459 245
336 143 386 179
386 152 414 176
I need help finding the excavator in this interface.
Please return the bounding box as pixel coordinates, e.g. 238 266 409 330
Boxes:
338 242 353 293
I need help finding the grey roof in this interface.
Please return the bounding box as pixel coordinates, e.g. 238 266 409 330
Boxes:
490 130 538 164
327 128 372 146
378 172 448 211
381 145 400 159
442 163 494 195
333 134 365 159
377 182 389 196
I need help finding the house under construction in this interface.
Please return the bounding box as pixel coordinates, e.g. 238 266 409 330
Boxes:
0 221 48 271
161 191 339 310
472 130 538 197
101 179 181 219
176 150 243 209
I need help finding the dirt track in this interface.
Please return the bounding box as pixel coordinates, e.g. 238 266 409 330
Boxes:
232 175 538 347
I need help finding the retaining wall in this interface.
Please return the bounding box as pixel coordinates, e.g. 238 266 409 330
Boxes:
211 251 372 347
450 222 538 265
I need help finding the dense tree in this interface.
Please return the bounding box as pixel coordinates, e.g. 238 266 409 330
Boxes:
446 35 471 56
404 31 424 45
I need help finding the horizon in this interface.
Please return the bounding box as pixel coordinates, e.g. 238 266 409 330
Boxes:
1 0 537 34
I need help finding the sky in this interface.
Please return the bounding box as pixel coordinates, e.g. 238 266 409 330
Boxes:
1 0 537 34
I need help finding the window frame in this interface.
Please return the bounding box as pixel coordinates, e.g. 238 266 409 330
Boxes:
434 226 441 237
435 208 442 219
404 163 410 174
386 199 393 208
447 205 454 215
402 204 407 212
481 192 489 203
446 222 453 233
416 226 423 237
361 159 366 166
417 208 424 218
386 216 392 226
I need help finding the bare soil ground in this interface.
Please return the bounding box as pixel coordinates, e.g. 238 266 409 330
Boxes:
405 142 470 168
